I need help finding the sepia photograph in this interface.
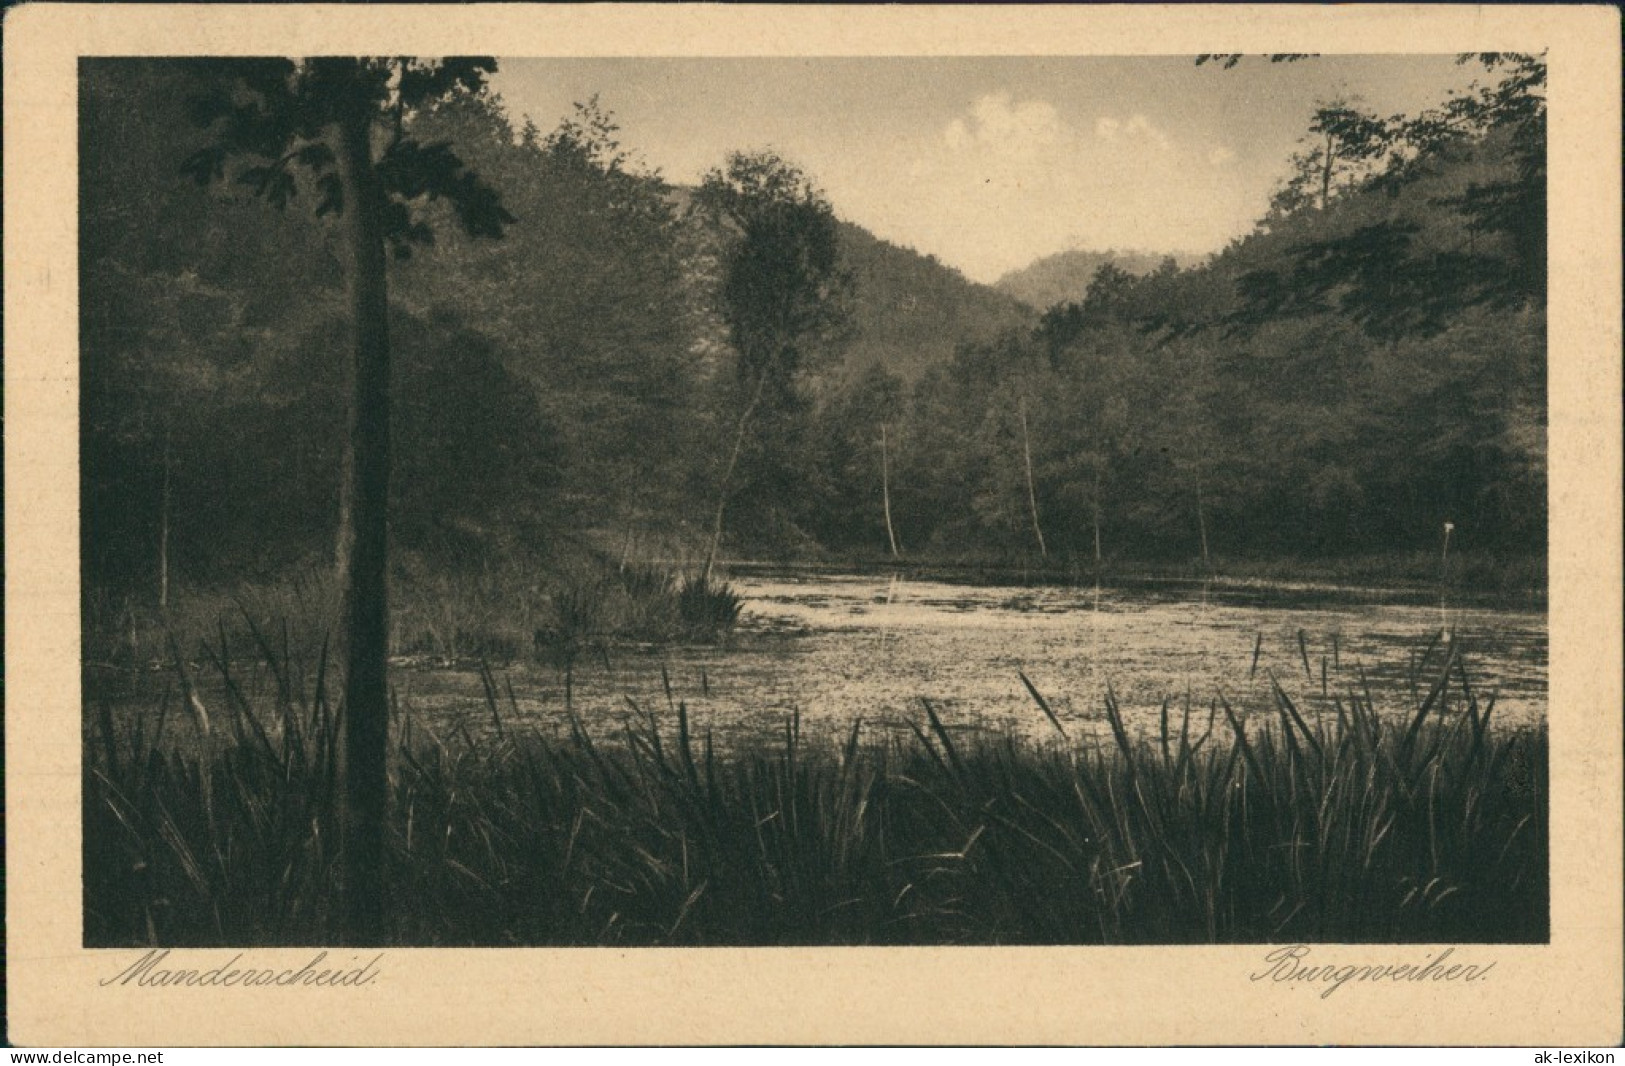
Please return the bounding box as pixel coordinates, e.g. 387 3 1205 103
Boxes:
78 49 1551 950
7 3 1620 1048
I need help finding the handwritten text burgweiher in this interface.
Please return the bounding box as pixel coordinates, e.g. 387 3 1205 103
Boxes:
1251 944 1495 999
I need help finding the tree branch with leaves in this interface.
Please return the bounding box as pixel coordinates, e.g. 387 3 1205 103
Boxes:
182 56 514 944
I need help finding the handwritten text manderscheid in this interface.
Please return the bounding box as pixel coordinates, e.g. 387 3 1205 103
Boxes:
101 949 382 988
1251 944 1496 999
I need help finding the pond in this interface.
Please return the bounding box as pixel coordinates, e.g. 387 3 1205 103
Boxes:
400 569 1547 752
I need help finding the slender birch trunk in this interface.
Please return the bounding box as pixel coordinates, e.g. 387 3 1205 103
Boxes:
880 422 900 557
1091 468 1103 568
1195 472 1211 571
334 106 391 947
701 370 769 586
1018 397 1047 559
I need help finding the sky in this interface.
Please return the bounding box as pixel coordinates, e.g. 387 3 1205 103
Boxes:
492 56 1484 284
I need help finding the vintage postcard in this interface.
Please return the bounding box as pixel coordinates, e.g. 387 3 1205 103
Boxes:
5 3 1620 1046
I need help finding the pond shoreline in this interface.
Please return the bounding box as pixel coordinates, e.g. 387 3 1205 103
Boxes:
86 565 1548 761
717 557 1547 612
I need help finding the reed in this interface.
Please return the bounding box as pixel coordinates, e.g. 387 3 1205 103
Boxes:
676 575 745 643
614 563 681 642
84 631 1546 946
95 555 750 680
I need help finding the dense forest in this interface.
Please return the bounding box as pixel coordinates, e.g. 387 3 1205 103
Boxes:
994 247 1204 311
82 55 1546 604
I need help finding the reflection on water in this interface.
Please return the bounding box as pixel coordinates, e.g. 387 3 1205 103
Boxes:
399 571 1546 751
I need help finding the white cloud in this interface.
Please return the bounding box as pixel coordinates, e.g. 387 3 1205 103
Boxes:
826 94 1256 282
1095 113 1172 151
942 93 1068 158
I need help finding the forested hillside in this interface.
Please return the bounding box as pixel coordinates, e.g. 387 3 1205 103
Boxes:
919 57 1547 568
994 248 1203 312
82 54 1546 602
838 222 1032 380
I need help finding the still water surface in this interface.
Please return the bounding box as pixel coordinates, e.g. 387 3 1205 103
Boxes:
404 571 1547 751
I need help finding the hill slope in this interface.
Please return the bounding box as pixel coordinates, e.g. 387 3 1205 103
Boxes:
837 222 1034 382
994 248 1204 311
668 186 1034 383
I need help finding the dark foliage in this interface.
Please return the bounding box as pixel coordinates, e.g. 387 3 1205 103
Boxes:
81 54 1546 605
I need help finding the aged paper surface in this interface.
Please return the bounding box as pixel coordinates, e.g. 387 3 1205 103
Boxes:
6 3 1620 1046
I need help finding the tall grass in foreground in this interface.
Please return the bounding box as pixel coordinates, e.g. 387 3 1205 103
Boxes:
84 636 1546 946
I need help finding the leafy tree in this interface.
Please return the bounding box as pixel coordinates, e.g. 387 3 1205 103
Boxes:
1418 54 1547 304
804 364 908 553
80 61 344 601
281 309 562 560
1194 54 1317 70
182 57 514 943
1266 98 1396 218
892 365 979 551
1236 55 1546 341
691 150 850 578
398 94 700 530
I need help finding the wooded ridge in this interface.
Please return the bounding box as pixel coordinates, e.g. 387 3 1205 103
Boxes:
82 55 1546 596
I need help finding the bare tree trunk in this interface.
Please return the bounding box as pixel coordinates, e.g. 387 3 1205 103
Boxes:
1196 472 1211 572
334 107 391 947
1320 131 1335 211
158 428 171 610
701 370 769 586
1092 468 1103 568
880 422 900 557
1018 397 1047 559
